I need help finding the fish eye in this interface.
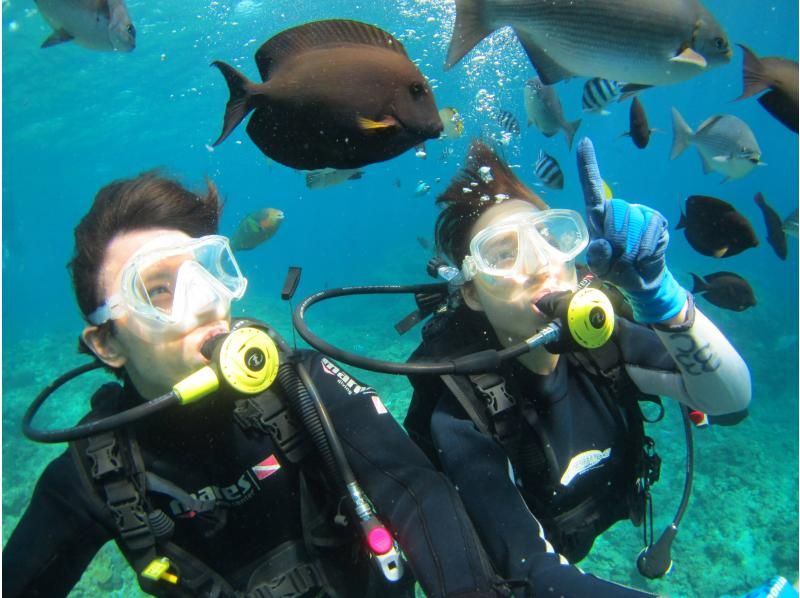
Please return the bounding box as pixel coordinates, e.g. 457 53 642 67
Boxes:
714 37 726 50
128 24 136 36
410 82 426 97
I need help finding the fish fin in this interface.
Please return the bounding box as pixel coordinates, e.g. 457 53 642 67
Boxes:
349 170 365 180
669 107 693 160
445 0 494 70
514 29 574 84
599 109 611 116
676 210 686 230
712 247 729 257
711 155 731 162
734 44 772 101
690 273 709 293
41 28 74 48
618 83 652 101
211 61 257 146
357 116 398 131
563 119 581 151
670 47 707 68
255 20 408 81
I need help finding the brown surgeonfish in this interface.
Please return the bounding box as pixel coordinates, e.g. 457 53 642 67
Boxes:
753 192 787 260
690 272 756 312
437 139 548 211
623 97 654 149
677 195 758 258
212 20 443 170
444 0 731 86
735 45 798 133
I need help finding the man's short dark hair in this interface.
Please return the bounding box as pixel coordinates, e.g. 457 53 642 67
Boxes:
69 170 223 320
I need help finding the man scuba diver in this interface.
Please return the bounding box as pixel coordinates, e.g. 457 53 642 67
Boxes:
2 172 503 597
403 138 752 596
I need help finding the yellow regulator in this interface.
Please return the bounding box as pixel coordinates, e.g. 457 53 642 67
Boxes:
216 326 280 394
566 287 615 349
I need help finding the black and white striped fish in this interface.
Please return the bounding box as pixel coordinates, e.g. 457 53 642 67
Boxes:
534 150 564 189
496 109 521 135
582 78 623 115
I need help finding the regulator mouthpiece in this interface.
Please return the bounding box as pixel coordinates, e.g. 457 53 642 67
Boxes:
566 287 614 349
175 326 280 404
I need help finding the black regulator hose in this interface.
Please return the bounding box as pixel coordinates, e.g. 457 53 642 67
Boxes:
295 283 548 375
22 362 181 443
636 403 694 579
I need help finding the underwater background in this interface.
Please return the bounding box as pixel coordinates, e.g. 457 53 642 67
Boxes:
2 0 798 596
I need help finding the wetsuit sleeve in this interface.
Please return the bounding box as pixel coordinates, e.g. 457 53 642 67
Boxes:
429 392 657 598
2 450 113 597
302 351 500 597
615 301 752 416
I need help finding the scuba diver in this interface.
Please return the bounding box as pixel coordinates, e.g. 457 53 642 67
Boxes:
402 138 752 597
2 172 504 597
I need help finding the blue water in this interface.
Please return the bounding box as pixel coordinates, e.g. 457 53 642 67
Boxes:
2 1 798 596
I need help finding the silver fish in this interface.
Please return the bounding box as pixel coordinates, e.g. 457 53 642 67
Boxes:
670 108 764 182
445 0 731 86
582 78 623 115
305 168 364 190
35 0 135 52
533 150 564 190
524 78 581 149
783 208 798 238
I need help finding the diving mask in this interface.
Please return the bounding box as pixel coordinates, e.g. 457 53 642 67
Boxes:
88 234 247 340
462 209 589 282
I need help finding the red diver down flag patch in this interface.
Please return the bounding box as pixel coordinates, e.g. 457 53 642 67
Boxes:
252 454 281 480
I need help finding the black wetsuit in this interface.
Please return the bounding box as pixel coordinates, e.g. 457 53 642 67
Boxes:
4 350 497 597
406 306 712 598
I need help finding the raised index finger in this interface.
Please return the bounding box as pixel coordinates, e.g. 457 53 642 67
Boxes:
577 137 606 237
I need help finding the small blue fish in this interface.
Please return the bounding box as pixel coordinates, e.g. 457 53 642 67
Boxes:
414 181 432 196
496 109 521 135
582 78 622 115
533 150 564 190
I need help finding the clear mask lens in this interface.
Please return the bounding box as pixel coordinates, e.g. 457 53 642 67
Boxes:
467 209 588 280
93 235 247 339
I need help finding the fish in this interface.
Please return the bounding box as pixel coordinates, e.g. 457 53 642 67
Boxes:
533 150 564 190
305 168 364 190
230 208 284 251
439 107 465 138
523 77 581 149
670 108 764 182
34 0 135 51
212 20 443 170
753 192 787 260
783 208 798 238
414 181 432 197
677 195 758 258
690 272 756 312
582 78 623 115
622 97 654 149
444 0 731 86
734 44 798 133
496 110 521 135
438 139 548 209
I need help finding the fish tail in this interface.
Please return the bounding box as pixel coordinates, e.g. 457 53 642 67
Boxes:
211 61 257 146
670 107 693 160
735 44 771 101
563 118 582 151
690 273 709 294
445 0 493 70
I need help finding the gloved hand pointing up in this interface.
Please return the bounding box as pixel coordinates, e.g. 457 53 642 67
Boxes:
577 137 687 324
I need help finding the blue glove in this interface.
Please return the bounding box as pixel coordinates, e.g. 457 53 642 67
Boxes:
577 137 686 324
728 576 799 598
